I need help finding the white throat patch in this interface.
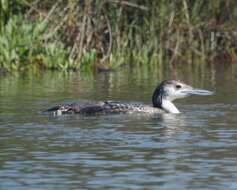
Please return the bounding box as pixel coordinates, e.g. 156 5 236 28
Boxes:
162 100 180 113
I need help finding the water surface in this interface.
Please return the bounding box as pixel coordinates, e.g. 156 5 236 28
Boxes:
1 65 237 189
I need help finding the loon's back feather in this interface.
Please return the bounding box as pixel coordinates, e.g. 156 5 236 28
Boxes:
45 101 164 115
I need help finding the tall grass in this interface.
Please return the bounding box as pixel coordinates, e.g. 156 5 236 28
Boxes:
0 0 237 72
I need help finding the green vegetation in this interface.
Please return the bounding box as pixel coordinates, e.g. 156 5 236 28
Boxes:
0 0 237 72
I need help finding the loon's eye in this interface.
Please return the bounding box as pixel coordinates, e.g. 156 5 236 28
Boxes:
176 84 182 89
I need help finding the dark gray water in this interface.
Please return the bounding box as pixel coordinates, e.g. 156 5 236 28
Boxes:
1 65 237 189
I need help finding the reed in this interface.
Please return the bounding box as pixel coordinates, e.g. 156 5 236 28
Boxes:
0 0 237 72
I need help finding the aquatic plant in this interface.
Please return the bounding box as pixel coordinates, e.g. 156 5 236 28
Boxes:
0 15 45 70
0 0 237 72
0 15 96 71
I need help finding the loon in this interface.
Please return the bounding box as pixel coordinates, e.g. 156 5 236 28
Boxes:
45 80 213 115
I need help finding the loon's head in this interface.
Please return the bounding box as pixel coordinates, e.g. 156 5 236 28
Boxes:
152 80 213 113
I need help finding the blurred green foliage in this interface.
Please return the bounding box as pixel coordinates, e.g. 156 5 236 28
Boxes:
0 0 237 72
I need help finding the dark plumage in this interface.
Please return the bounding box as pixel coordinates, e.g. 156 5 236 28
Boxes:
44 101 158 115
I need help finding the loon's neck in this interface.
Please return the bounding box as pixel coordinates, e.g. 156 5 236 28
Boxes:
152 86 180 114
161 100 180 113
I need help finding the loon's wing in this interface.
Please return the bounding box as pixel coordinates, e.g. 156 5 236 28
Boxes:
44 101 130 115
44 101 107 115
44 100 160 115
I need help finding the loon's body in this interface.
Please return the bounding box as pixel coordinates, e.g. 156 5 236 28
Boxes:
45 80 213 115
46 101 163 116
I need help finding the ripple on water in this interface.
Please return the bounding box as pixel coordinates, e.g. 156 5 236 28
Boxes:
1 72 237 189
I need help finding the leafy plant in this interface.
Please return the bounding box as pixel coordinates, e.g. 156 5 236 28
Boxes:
1 0 237 72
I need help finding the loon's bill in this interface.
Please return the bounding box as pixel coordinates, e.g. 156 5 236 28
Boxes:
44 80 214 115
180 88 214 96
